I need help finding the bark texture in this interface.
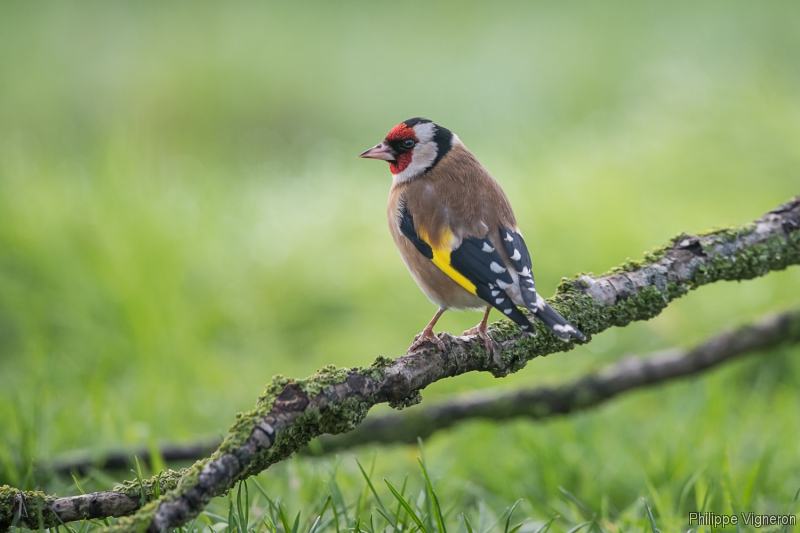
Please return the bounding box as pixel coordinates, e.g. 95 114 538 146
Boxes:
44 307 800 469
1 196 798 532
314 308 800 451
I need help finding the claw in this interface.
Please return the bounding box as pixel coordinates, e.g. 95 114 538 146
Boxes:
461 306 494 353
462 324 494 353
407 328 446 353
408 308 447 353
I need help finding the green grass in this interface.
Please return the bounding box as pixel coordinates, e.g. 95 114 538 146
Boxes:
1 1 800 531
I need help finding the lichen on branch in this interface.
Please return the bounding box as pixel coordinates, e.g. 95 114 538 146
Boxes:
2 197 799 533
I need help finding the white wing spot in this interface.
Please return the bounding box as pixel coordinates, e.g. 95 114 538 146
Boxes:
496 279 511 290
504 233 514 242
553 324 575 333
491 290 500 297
503 308 512 315
482 242 495 253
511 249 521 261
495 298 505 304
536 295 546 310
490 262 506 274
520 267 531 277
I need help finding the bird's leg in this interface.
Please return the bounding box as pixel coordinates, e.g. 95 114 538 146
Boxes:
462 306 493 351
408 308 447 353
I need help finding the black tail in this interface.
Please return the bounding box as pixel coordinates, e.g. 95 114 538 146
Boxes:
534 301 586 342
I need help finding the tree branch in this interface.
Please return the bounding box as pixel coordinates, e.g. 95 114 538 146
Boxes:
41 306 800 473
2 197 798 532
43 441 221 479
314 307 800 451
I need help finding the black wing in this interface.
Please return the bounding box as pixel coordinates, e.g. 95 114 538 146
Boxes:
500 227 586 341
398 205 533 331
449 235 534 331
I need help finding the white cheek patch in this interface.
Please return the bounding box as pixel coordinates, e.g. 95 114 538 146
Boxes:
392 122 439 184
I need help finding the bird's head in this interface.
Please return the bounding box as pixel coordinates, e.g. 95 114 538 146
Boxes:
359 118 455 182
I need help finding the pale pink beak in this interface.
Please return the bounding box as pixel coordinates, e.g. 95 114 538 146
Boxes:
358 141 396 161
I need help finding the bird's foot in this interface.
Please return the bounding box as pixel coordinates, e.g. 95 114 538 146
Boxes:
407 327 446 354
462 323 494 353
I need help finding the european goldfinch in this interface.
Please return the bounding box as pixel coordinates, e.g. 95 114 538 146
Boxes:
360 118 585 353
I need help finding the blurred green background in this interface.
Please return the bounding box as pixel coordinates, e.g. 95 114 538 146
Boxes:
1 1 799 530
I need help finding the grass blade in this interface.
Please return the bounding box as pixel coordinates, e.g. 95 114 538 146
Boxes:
394 474 410 531
418 457 446 533
463 515 475 533
642 500 660 533
385 477 426 533
531 518 557 533
782 487 800 533
356 458 394 527
565 522 589 533
70 473 85 495
504 500 522 533
131 456 147 508
559 488 593 520
308 515 322 533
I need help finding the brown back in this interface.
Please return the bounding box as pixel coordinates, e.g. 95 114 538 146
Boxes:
394 143 517 248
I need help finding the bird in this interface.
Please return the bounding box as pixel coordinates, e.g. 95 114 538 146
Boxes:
359 117 585 354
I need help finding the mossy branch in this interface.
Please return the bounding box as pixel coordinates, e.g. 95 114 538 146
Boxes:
41 306 800 473
2 197 798 533
312 307 800 452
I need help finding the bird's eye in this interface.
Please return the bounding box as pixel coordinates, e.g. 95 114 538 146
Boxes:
402 139 416 149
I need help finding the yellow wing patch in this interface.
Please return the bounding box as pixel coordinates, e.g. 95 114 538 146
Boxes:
418 228 478 295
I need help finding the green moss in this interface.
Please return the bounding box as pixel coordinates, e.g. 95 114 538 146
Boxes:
114 468 185 499
388 390 422 410
219 374 293 454
0 486 57 530
695 233 800 285
102 498 161 533
0 485 19 530
0 470 198 531
174 459 206 494
357 355 395 381
601 239 674 276
697 222 757 240
103 460 210 532
211 363 376 480
256 374 292 407
296 364 350 396
219 365 356 458
486 216 799 377
239 394 375 479
488 318 523 343
468 337 491 365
